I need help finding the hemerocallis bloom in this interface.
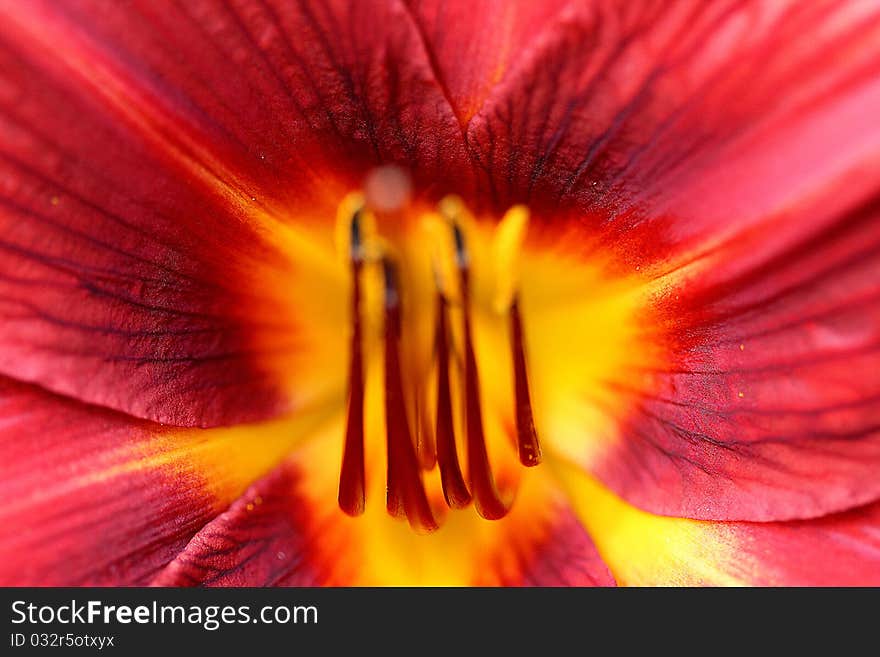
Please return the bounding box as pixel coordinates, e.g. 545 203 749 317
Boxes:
1 0 879 587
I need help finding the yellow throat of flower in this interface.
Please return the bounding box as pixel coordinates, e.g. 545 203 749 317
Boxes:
237 166 663 555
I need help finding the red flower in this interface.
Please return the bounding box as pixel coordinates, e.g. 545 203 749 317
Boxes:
1 0 879 585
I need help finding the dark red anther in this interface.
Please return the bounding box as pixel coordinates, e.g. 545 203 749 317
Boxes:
383 260 438 532
434 293 471 509
510 297 542 467
338 214 366 517
460 268 510 520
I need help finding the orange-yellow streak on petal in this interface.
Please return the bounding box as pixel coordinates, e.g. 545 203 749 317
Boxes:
13 400 339 519
244 222 349 410
1 400 337 521
550 458 745 586
455 9 515 126
175 399 343 508
0 431 174 518
492 204 530 312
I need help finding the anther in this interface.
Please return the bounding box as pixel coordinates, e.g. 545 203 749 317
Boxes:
383 259 439 532
454 227 511 520
434 291 471 509
338 209 366 516
492 205 542 466
510 297 541 466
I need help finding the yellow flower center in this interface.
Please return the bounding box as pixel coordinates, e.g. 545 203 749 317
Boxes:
240 166 665 546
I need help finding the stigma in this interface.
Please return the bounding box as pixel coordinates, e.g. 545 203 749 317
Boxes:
337 195 541 532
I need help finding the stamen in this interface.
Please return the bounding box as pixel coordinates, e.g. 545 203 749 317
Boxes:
434 291 471 509
383 259 439 532
510 297 542 466
337 194 540 529
338 209 366 516
492 205 542 465
456 231 511 520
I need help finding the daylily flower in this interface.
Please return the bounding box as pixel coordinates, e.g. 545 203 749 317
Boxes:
1 0 880 587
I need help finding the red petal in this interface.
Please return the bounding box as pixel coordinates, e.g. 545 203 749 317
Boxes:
0 0 466 193
150 467 322 587
403 0 573 127
0 378 212 585
727 503 880 586
514 508 615 587
447 1 880 222
0 376 320 585
584 199 880 521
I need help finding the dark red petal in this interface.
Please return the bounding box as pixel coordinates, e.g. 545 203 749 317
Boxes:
0 0 468 194
0 377 213 585
151 467 322 587
402 0 572 127
0 4 301 425
438 0 880 226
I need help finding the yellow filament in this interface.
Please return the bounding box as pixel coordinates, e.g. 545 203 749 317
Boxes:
492 204 530 313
